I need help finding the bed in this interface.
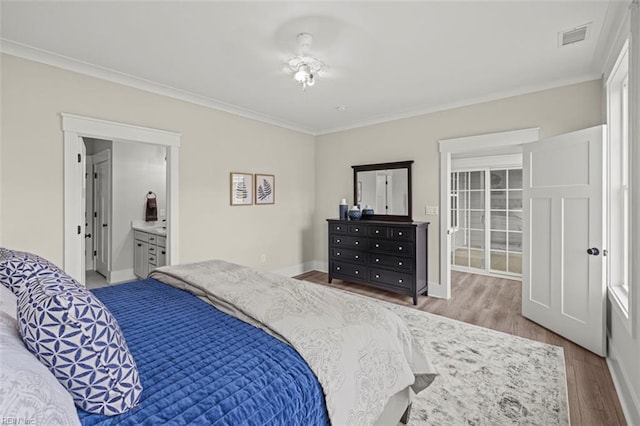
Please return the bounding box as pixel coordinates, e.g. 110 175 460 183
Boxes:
1 253 436 425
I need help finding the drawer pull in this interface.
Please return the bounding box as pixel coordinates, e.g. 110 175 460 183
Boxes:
337 226 341 230
336 252 341 256
398 279 403 283
337 266 341 271
375 274 380 278
398 232 403 236
355 241 359 245
375 243 380 248
355 228 359 232
337 239 341 243
398 261 403 266
375 230 380 234
398 246 403 251
375 258 380 262
355 270 359 275
355 255 359 259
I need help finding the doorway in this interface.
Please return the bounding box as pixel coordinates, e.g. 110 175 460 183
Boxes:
62 114 181 285
437 127 539 299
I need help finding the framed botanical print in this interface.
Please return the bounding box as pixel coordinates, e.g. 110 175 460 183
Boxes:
230 172 253 205
255 174 275 205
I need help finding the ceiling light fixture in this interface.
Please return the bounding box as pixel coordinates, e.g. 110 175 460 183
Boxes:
288 33 325 91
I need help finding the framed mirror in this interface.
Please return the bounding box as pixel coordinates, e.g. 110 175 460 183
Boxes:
352 160 413 222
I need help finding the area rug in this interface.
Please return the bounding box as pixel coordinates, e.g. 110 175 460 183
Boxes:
370 298 570 425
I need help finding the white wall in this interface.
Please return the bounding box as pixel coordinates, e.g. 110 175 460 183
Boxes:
0 54 316 273
111 142 166 279
606 3 640 423
314 80 604 284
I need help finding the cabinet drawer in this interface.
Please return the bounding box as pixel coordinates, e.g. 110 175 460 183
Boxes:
331 235 366 249
370 254 413 272
369 239 414 255
370 268 412 290
147 234 158 245
332 261 366 280
148 254 157 266
157 236 166 248
148 245 157 255
348 225 366 235
134 230 149 243
330 223 348 234
331 248 366 263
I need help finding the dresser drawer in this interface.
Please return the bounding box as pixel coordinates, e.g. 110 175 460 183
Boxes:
370 268 412 290
348 224 366 235
369 239 414 255
388 227 414 241
330 222 349 234
331 235 366 249
332 261 366 280
331 248 366 263
370 253 413 272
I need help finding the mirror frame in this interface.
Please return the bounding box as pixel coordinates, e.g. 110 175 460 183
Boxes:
352 160 413 222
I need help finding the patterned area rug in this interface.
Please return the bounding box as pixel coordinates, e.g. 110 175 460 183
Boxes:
374 299 570 425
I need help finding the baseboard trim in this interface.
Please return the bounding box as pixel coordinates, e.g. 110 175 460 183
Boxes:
271 261 322 277
109 268 136 284
607 339 640 425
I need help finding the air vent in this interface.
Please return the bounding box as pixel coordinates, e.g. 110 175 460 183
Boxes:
559 23 591 47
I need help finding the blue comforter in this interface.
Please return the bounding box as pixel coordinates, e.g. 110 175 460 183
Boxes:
79 279 329 425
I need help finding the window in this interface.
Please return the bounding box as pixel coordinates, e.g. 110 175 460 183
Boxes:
606 39 631 320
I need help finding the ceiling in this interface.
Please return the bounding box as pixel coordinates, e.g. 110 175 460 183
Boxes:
0 1 628 135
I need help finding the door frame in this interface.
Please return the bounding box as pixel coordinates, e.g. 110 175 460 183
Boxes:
62 113 181 284
437 127 540 299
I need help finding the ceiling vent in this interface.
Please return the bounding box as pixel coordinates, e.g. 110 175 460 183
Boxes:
558 23 591 47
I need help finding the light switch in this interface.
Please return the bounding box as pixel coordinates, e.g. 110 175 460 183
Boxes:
425 205 439 215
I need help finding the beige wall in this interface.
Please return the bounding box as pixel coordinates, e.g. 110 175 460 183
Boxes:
0 54 316 271
314 79 604 283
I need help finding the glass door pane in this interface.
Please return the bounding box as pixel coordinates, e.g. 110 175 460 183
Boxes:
489 168 522 276
451 170 485 271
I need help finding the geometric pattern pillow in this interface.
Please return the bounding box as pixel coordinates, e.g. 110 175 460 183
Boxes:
0 247 64 296
17 272 143 415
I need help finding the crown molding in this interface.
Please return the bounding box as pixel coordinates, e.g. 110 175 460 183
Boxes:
0 39 604 138
316 74 602 136
0 39 317 136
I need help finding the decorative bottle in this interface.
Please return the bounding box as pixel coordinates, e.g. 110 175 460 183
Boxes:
339 198 348 220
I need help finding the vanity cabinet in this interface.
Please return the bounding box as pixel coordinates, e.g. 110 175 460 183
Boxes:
134 230 167 278
327 219 429 305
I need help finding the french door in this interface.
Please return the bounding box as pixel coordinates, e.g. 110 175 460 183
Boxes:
450 168 523 278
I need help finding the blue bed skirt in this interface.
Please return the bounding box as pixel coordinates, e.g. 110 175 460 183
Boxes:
78 279 329 425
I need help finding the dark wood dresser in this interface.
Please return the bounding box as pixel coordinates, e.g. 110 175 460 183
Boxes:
327 219 429 305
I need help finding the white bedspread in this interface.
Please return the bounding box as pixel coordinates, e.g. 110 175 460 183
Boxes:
150 260 436 425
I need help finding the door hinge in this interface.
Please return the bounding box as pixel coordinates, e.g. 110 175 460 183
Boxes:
77 153 82 163
94 172 97 179
94 212 97 218
93 250 97 257
77 225 81 235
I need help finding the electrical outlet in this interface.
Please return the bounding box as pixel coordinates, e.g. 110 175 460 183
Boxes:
425 205 439 215
261 254 267 262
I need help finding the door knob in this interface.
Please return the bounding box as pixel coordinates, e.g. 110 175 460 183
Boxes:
587 247 600 256
102 224 108 227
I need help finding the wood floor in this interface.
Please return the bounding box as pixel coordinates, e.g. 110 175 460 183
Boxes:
295 270 627 426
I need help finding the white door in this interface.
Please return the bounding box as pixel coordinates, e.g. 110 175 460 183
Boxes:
94 151 111 278
522 125 606 356
84 154 95 271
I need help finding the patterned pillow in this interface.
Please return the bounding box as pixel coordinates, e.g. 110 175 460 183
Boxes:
17 272 143 415
0 248 64 296
0 312 81 426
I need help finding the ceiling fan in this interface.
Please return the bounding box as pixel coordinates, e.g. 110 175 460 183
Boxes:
287 33 326 91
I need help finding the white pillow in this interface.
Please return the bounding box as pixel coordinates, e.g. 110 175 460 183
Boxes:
0 312 80 426
0 283 17 319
